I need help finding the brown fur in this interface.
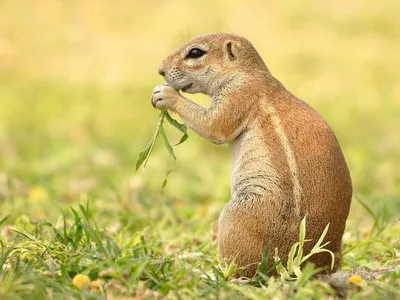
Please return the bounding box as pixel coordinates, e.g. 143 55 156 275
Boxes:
151 33 352 277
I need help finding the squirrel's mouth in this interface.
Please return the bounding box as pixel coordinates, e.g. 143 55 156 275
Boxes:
181 83 193 92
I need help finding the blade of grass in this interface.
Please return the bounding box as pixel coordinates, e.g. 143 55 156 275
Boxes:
159 125 176 161
355 195 375 218
0 245 14 273
0 213 11 228
294 217 306 267
161 168 173 190
311 223 330 252
343 239 395 256
136 113 165 171
258 243 270 275
164 111 188 146
10 229 41 244
287 242 299 273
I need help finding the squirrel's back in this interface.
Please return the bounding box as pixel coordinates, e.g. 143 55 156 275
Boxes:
226 85 352 274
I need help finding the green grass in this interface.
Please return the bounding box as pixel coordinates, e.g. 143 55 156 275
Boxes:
0 199 398 299
1 0 400 298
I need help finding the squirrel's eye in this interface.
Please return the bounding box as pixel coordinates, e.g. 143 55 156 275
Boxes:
186 48 206 59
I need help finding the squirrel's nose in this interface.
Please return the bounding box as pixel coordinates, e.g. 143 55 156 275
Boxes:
158 63 166 76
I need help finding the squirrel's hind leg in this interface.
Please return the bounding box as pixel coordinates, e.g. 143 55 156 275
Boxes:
218 200 271 278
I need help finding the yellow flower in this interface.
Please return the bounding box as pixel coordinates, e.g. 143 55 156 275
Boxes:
29 186 48 202
348 275 364 285
72 274 91 289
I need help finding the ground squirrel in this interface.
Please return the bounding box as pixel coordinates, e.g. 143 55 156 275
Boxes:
151 33 352 277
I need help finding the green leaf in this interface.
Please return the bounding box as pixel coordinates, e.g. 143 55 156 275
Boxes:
311 223 330 252
266 259 282 276
10 229 40 244
70 207 81 225
0 245 14 272
294 216 306 266
258 243 270 275
78 203 90 221
161 168 173 189
135 141 153 171
165 111 188 146
355 195 375 219
293 266 302 278
303 249 335 270
164 111 187 133
220 257 237 280
60 208 67 237
159 124 176 161
74 225 83 246
0 213 10 228
175 132 188 146
131 259 150 281
274 248 295 280
343 238 395 256
228 284 262 300
297 263 324 287
287 242 299 273
135 112 165 171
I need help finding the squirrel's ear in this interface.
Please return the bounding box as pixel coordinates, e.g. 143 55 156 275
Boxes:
224 40 238 61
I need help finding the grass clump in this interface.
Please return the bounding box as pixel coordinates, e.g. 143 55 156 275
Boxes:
274 216 334 281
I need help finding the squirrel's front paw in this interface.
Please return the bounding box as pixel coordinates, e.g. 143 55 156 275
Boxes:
151 84 182 111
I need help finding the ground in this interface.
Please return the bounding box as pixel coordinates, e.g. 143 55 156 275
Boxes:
0 0 399 299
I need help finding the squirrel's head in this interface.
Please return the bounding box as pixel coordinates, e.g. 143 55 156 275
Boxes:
158 33 269 96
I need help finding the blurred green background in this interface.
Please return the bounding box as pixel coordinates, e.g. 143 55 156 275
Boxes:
0 0 399 235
